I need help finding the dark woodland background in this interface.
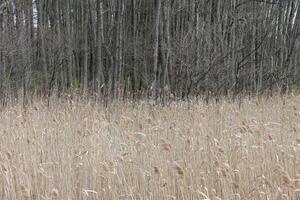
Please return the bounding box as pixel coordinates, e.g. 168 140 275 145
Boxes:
0 0 300 102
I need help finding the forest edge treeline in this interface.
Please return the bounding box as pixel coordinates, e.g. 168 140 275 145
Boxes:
0 0 300 105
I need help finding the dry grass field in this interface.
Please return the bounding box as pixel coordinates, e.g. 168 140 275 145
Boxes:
0 96 300 200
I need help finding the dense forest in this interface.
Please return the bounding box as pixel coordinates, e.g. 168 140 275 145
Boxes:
0 0 300 102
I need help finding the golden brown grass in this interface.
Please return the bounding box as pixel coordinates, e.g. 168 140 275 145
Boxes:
0 95 300 199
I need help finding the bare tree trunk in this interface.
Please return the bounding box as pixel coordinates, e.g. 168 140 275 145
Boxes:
163 0 171 103
251 2 257 92
82 0 89 93
131 0 138 98
115 1 125 98
36 0 49 94
65 0 73 89
96 0 104 94
152 0 161 100
0 11 5 104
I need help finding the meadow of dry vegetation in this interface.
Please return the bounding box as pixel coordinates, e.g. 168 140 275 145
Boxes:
0 96 300 200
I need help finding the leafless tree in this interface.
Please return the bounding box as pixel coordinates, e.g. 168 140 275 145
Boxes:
0 0 299 103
